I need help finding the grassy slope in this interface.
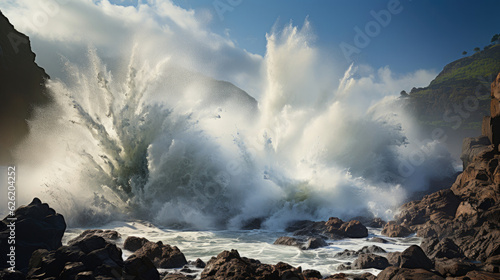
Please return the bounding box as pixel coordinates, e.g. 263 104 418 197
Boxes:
408 44 500 130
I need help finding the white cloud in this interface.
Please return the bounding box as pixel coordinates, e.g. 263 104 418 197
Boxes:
0 0 263 97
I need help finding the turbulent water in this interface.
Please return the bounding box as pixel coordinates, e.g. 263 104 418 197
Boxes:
62 221 422 277
13 30 453 230
2 2 457 230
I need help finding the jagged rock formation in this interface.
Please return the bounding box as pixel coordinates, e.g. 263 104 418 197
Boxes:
381 75 500 278
0 10 51 164
0 198 66 273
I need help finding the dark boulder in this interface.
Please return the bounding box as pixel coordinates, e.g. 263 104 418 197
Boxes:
381 221 412 237
434 258 476 277
123 236 150 252
191 258 206 268
368 237 389 243
303 269 322 279
398 245 433 270
340 220 368 238
0 198 66 273
0 269 26 280
421 237 464 259
200 249 306 280
68 230 121 245
386 252 401 267
128 241 187 269
302 237 328 250
163 273 192 279
377 266 444 280
27 234 160 279
123 255 160 280
352 253 389 270
273 236 302 248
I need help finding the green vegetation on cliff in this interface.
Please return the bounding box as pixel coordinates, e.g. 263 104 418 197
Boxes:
407 44 500 131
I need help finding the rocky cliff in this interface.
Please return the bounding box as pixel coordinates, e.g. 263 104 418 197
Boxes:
380 73 500 278
0 10 50 165
405 45 500 158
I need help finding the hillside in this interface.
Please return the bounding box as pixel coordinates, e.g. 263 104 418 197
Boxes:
407 44 500 130
404 44 500 158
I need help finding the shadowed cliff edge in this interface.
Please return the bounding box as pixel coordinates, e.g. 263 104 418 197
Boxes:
0 10 51 165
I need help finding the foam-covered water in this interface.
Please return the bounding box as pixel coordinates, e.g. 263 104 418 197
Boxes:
62 221 421 278
5 1 456 230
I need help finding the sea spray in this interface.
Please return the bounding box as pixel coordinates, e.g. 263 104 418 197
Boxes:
13 19 454 229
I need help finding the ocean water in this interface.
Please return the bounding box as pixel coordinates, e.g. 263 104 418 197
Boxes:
62 221 421 278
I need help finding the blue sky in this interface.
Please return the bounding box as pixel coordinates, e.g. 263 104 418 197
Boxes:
133 0 499 74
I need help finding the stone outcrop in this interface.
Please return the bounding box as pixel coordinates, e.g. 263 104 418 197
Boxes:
200 249 306 280
379 73 500 279
352 253 389 270
128 240 188 269
123 236 150 252
273 236 328 250
0 198 66 273
286 217 369 239
0 11 51 164
68 229 121 245
27 234 160 280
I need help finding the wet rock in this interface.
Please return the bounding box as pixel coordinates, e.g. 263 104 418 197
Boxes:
377 266 444 280
381 221 413 237
303 237 328 250
273 236 303 247
200 249 306 280
483 255 500 273
240 218 263 230
352 253 389 270
334 245 386 259
128 241 187 269
368 237 389 243
163 273 192 279
421 237 464 259
68 230 121 245
340 220 368 238
123 255 160 280
303 269 322 279
123 236 150 252
398 245 433 270
0 269 26 280
0 198 66 273
396 189 461 228
461 136 492 169
335 250 358 259
191 258 206 268
28 237 117 279
358 245 386 254
366 218 386 228
337 263 351 270
324 273 348 279
434 258 476 277
386 252 401 266
454 270 500 279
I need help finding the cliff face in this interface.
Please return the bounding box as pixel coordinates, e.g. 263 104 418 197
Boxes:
408 45 500 130
0 10 50 164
